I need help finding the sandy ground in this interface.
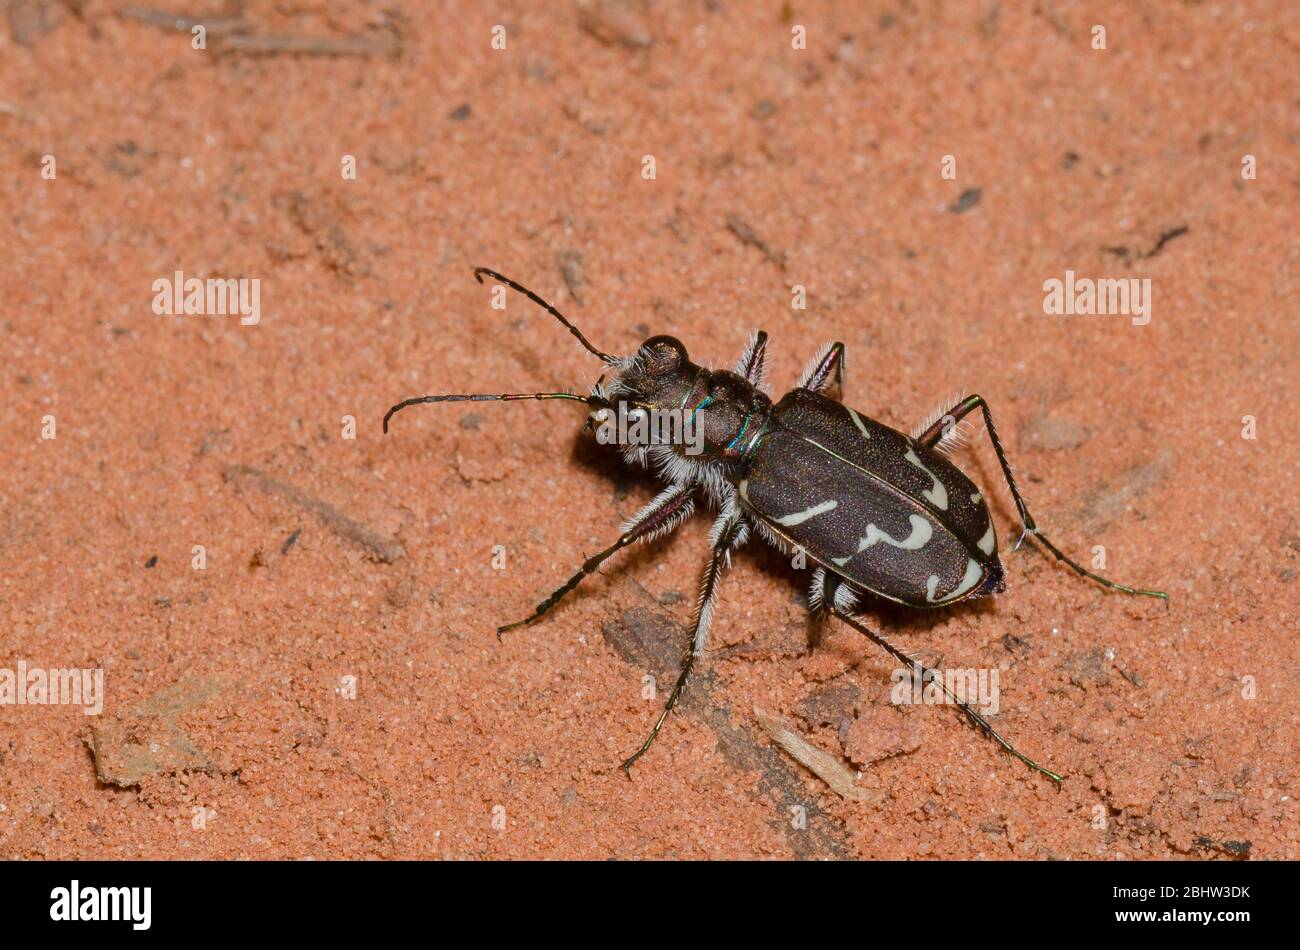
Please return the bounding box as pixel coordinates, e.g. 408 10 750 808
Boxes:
1 1 1296 860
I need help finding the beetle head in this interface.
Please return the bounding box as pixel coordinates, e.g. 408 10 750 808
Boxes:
586 336 706 454
592 335 697 417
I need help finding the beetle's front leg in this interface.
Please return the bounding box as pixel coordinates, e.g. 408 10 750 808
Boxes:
915 393 1167 602
620 504 748 775
797 341 846 400
497 483 696 636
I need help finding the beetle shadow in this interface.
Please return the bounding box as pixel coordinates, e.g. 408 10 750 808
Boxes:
562 433 688 584
567 429 660 506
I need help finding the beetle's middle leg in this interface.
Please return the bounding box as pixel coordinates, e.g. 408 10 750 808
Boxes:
496 484 696 636
915 394 1167 602
620 504 748 775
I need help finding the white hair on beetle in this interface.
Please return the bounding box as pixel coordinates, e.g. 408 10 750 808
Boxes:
832 579 860 613
796 340 838 390
808 569 862 615
910 390 982 455
748 516 789 555
808 567 828 612
708 495 747 548
692 572 717 653
646 445 731 508
621 484 696 542
733 330 769 392
692 508 747 652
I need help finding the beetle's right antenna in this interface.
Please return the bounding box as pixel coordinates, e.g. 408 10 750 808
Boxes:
474 267 621 365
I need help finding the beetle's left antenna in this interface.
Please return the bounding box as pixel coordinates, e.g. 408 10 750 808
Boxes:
383 391 601 434
474 267 620 365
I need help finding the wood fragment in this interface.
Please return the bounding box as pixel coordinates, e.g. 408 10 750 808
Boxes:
217 32 399 57
577 0 652 49
119 10 396 56
753 705 882 803
119 6 248 35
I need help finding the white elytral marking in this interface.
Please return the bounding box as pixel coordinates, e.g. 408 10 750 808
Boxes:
904 448 949 511
854 514 933 552
970 491 982 504
832 555 851 567
926 558 983 603
776 499 838 526
977 523 995 555
925 575 941 601
847 407 871 439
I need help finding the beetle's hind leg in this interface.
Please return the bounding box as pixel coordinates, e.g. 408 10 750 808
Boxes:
497 484 696 636
735 330 769 387
915 394 1167 603
620 506 748 775
808 566 861 618
797 341 846 400
821 574 1063 782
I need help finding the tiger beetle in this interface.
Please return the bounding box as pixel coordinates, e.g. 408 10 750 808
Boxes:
384 268 1168 783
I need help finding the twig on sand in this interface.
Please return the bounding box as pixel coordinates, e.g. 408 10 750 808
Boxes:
753 705 883 803
119 5 248 34
217 32 399 57
119 7 398 56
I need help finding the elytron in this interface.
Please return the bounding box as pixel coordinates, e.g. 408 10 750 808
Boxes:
385 268 1167 781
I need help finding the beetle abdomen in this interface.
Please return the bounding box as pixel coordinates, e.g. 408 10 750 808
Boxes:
740 390 1002 608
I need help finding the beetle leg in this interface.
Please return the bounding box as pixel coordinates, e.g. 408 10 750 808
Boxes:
496 484 696 637
797 341 846 400
823 574 1064 783
620 506 748 776
914 394 1168 603
734 330 769 387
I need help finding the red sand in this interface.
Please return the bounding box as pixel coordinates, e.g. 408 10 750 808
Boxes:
1 1 1296 859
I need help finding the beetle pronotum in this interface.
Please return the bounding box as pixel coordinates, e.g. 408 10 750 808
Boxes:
385 268 1167 782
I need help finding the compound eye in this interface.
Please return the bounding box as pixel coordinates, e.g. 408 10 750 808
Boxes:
638 335 688 375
